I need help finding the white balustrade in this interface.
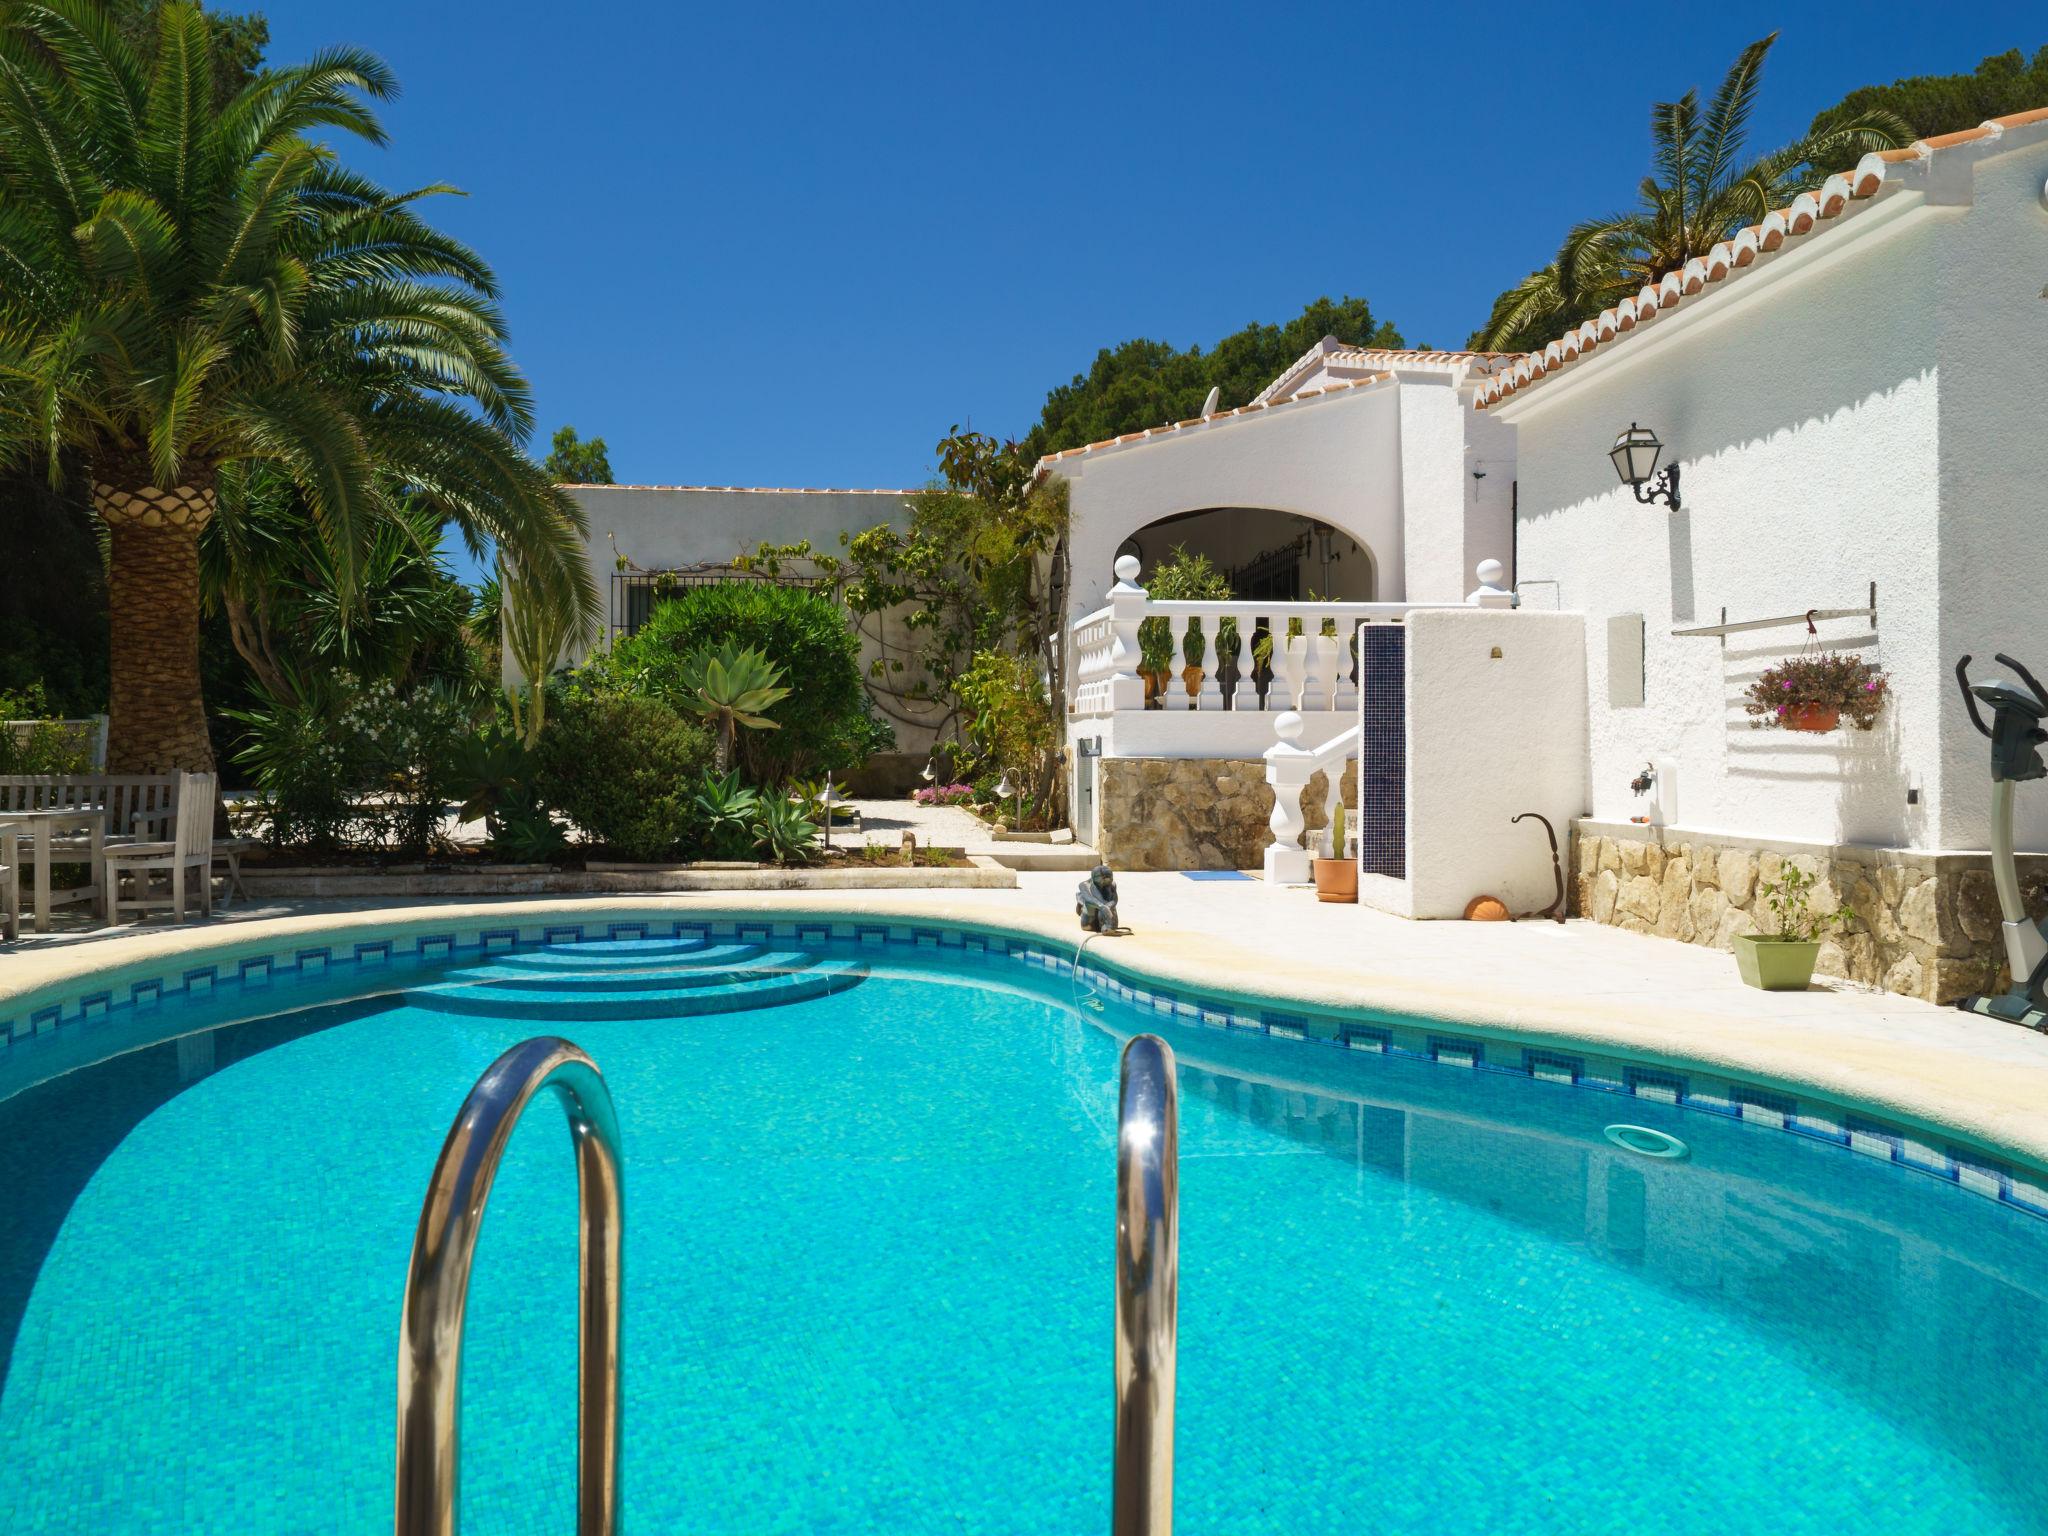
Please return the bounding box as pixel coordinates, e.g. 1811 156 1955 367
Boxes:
1262 711 1362 887
1066 558 1505 720
1069 603 1116 715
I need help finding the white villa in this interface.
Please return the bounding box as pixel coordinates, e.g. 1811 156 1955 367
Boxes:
519 106 2048 1003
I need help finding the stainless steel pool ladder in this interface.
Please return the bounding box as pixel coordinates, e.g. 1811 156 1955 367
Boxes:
394 1037 623 1536
1115 1035 1179 1536
389 1030 1175 1536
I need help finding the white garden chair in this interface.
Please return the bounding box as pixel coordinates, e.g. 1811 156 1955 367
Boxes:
0 827 18 941
102 772 216 924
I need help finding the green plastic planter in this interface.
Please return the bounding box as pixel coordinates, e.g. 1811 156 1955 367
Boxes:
1733 933 1821 991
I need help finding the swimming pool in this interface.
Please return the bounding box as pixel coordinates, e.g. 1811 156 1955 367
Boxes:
3 923 2045 1534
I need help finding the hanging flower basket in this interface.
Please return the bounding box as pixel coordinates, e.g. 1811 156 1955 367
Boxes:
1781 702 1839 733
1744 653 1888 733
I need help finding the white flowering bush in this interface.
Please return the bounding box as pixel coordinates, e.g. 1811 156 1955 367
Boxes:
230 673 476 855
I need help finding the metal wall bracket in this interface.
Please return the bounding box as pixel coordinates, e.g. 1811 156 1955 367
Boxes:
1671 581 1878 649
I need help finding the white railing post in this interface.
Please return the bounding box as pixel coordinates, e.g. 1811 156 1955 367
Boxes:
1308 618 1338 710
1335 624 1360 713
1107 556 1147 712
1468 558 1515 608
1275 630 1304 712
1198 620 1225 710
1226 612 1252 710
1262 711 1314 886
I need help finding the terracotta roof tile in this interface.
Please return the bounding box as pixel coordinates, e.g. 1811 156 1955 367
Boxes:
1251 341 1524 405
1033 370 1397 478
1475 105 2048 411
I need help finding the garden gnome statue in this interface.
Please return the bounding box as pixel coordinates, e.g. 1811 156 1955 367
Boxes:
1076 863 1121 933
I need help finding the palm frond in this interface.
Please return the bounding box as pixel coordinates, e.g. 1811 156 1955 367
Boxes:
1699 33 1777 193
0 0 144 164
140 1 212 212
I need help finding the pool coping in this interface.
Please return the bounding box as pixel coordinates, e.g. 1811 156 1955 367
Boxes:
6 891 2048 1195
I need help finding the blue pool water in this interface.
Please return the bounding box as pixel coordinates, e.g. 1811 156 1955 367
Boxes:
3 935 2046 1534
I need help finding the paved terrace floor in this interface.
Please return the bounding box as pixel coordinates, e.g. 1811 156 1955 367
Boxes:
5 872 2047 1170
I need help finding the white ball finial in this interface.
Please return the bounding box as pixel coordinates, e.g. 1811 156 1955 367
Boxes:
1114 554 1141 583
1274 710 1305 744
1476 558 1505 586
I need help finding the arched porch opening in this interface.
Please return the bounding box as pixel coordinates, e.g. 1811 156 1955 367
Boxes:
1113 507 1377 603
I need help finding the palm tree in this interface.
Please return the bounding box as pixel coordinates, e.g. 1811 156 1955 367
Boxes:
0 1 597 772
1473 35 1912 353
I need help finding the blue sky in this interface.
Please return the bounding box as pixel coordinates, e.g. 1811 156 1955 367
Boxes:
264 0 2041 565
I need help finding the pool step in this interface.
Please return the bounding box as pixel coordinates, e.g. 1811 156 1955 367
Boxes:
445 949 818 993
481 938 749 970
406 955 867 1020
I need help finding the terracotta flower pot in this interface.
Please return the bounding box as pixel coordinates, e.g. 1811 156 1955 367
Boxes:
1180 663 1204 702
1313 856 1357 903
1782 702 1840 733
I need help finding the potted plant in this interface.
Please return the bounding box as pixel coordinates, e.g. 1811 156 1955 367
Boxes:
1138 545 1233 708
1743 652 1889 734
1313 798 1358 903
1733 864 1854 990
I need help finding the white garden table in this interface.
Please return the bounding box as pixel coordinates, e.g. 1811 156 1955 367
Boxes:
0 807 106 933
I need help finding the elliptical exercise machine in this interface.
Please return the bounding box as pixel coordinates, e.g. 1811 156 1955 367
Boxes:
1956 653 2048 1028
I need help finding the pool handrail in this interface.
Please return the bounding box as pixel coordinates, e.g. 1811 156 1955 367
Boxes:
1114 1034 1179 1536
394 1036 623 1536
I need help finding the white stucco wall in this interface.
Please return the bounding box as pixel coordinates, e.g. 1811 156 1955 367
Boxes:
1932 139 2048 852
510 484 942 752
1397 609 1587 919
1506 131 2048 857
1465 404 1518 583
565 485 916 659
1395 373 1482 604
1070 708 1355 763
1503 195 1952 852
1055 386 1407 618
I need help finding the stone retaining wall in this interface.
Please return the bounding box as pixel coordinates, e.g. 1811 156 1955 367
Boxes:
1096 758 1354 872
1571 822 2048 1003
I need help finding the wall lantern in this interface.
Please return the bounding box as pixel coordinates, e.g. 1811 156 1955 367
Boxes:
1609 423 1681 510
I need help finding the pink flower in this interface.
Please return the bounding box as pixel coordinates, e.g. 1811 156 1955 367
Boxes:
1865 682 1878 692
1782 680 1793 690
1776 705 1786 716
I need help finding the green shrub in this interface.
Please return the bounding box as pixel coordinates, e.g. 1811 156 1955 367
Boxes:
955 650 1063 830
0 684 96 774
1137 545 1234 671
228 685 360 853
533 692 713 860
228 674 473 856
603 582 892 781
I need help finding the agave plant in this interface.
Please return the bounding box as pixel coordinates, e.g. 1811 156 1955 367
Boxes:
751 794 818 866
677 643 791 771
1473 34 1910 352
692 768 760 859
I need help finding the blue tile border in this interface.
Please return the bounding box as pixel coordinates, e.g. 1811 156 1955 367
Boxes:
6 911 2047 1224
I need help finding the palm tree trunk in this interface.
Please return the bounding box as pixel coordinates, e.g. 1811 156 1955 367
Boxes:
93 469 218 774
